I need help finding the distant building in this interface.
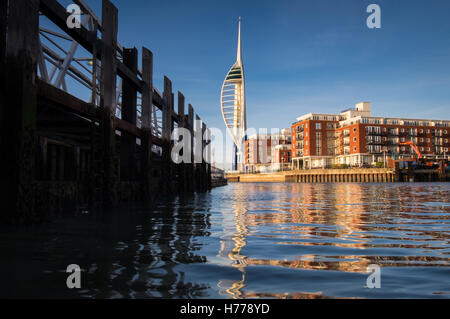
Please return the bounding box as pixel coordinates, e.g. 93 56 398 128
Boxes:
273 144 292 171
245 129 291 172
291 102 450 169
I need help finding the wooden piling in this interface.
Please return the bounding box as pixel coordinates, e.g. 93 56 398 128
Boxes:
206 128 212 190
188 104 195 192
99 0 119 206
0 0 6 64
120 47 138 181
0 0 39 223
162 76 173 192
140 47 153 200
201 122 207 191
177 91 186 193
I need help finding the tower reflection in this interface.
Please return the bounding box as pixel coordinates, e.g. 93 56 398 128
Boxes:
216 182 450 298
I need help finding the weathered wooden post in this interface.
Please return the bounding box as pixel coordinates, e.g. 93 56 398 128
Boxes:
206 128 212 190
194 115 203 191
188 104 195 192
120 47 138 181
201 122 207 191
141 47 153 201
0 0 6 65
162 76 173 193
0 0 39 223
99 0 119 206
177 92 186 193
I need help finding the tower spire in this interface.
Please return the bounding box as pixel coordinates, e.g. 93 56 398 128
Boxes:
237 17 242 64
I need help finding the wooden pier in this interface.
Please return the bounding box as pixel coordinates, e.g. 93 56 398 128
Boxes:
0 0 212 224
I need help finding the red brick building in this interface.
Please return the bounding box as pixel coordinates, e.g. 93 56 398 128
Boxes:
291 102 450 169
245 129 291 172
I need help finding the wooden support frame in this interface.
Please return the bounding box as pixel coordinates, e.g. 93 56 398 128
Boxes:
162 76 173 191
1 0 213 222
120 47 138 181
0 0 40 223
188 104 195 192
177 92 186 193
141 47 153 200
99 0 119 205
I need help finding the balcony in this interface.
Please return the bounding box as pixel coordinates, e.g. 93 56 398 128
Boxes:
388 130 399 136
366 130 381 136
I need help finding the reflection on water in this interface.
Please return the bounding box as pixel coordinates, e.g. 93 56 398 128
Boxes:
0 183 449 298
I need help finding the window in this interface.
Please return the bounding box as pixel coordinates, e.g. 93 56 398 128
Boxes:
419 129 423 133
401 147 405 151
353 137 357 142
427 147 430 151
445 148 448 152
401 137 405 142
353 127 357 132
445 139 448 143
420 138 424 142
426 138 430 142
383 127 387 132
426 129 430 134
401 128 405 133
305 124 308 129
420 147 424 151
353 146 357 152
315 123 321 130
445 130 448 134
316 132 322 155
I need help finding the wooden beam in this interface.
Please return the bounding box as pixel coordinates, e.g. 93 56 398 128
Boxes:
100 0 118 112
0 0 6 64
162 76 173 191
122 47 138 125
100 0 118 205
0 0 40 223
141 47 153 200
40 0 99 55
117 62 142 91
177 92 185 192
37 79 97 117
120 47 138 180
141 47 153 129
188 104 194 192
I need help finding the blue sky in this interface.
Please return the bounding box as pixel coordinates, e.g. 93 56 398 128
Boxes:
50 0 450 167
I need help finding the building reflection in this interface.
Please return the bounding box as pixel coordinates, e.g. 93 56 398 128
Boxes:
217 182 449 299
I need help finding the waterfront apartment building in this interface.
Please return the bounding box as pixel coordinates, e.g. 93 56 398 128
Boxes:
291 102 450 169
273 144 292 171
245 129 291 172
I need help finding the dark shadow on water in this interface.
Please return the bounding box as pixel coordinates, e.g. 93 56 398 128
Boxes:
0 193 212 299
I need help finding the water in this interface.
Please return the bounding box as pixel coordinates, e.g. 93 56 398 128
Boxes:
1 182 449 299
